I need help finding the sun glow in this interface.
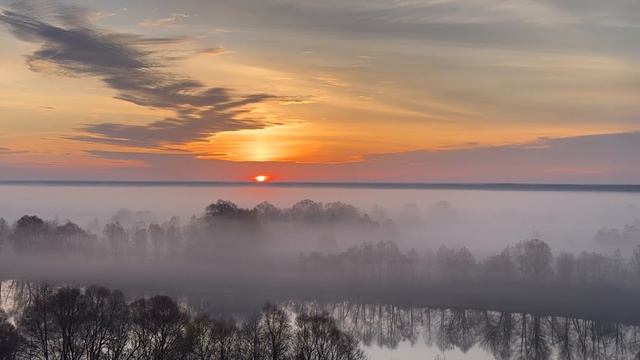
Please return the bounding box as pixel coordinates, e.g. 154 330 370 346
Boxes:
254 175 269 182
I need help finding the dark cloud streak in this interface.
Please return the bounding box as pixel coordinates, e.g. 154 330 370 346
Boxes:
0 2 278 148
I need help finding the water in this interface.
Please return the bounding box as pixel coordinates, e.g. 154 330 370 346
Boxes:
3 280 640 360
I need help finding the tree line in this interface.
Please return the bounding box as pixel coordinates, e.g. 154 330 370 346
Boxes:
0 200 376 258
298 238 640 289
0 284 365 360
2 199 640 290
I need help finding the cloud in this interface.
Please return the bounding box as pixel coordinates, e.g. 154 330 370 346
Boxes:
198 47 227 56
35 131 634 183
139 13 190 27
313 74 351 88
0 147 29 155
68 95 279 147
1 131 638 182
0 2 278 148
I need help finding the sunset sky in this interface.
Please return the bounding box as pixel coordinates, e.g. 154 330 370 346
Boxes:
1 0 639 182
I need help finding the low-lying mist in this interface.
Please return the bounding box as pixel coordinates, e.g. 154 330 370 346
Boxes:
1 185 639 256
2 198 640 324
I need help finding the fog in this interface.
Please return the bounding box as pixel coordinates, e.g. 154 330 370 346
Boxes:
2 184 640 359
1 184 640 325
1 184 639 256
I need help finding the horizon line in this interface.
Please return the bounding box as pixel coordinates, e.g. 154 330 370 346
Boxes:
1 180 640 192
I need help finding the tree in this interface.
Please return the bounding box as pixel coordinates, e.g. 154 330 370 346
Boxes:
206 200 255 222
81 286 130 360
132 228 148 256
238 313 266 360
0 310 21 360
188 314 237 360
514 239 552 281
18 284 54 360
103 222 127 256
148 223 165 258
483 248 514 281
261 303 292 360
129 296 191 360
12 215 49 252
0 218 9 254
48 287 89 360
54 221 94 253
290 200 323 222
294 312 365 360
254 202 283 221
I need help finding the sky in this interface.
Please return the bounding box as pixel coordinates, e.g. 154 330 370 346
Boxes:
0 0 639 182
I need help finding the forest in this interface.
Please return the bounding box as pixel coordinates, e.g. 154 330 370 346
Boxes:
0 283 364 360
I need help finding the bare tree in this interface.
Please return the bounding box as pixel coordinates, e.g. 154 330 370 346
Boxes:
0 310 21 360
128 296 191 360
261 303 292 360
17 285 54 360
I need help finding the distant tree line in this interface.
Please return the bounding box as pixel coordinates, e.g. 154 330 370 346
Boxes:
2 200 640 290
0 200 376 259
0 284 365 360
299 238 640 289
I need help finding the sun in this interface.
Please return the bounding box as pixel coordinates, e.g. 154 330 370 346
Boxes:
254 175 270 182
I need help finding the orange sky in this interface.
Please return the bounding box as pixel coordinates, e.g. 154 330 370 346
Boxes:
0 1 639 181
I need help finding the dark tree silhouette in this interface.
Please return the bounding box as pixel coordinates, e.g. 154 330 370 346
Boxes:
261 303 292 360
0 310 21 360
12 216 49 253
128 296 191 360
294 312 365 360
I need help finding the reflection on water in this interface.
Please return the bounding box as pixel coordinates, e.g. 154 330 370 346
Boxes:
290 302 640 360
3 280 640 360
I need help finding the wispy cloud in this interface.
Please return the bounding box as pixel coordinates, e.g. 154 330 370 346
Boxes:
197 47 228 56
0 147 29 155
139 13 190 27
313 74 351 88
0 2 279 148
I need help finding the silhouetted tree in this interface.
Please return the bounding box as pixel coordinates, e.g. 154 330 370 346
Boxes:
81 286 130 360
238 313 266 360
129 296 191 360
54 221 94 253
18 284 54 360
290 200 323 222
0 310 21 360
261 303 292 360
294 312 365 360
206 200 256 222
12 216 49 253
254 202 283 221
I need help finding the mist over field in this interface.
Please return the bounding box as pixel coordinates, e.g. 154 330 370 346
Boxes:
1 184 639 256
2 184 640 324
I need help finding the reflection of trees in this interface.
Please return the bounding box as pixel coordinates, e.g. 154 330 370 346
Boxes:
481 311 514 360
295 301 640 360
